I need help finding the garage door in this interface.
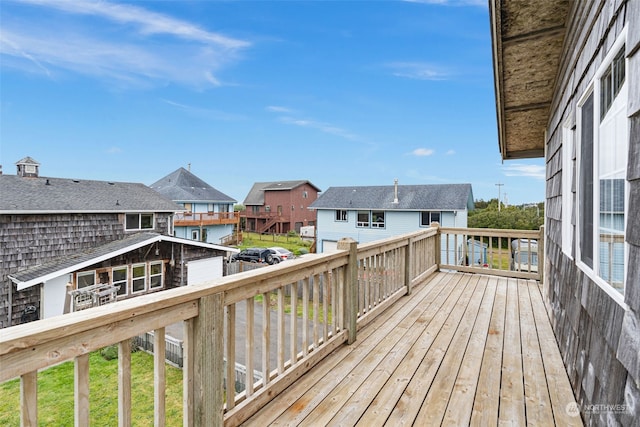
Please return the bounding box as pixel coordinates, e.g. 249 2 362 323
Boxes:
322 240 339 253
187 257 223 286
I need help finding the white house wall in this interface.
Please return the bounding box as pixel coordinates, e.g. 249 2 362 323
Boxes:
42 275 70 319
316 209 467 255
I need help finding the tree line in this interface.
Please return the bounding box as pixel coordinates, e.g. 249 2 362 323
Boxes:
469 199 544 230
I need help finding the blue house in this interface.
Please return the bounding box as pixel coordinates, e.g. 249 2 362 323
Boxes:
310 181 474 256
150 168 239 245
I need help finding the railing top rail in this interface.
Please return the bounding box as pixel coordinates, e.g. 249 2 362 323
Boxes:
0 250 348 356
439 227 541 239
357 227 438 253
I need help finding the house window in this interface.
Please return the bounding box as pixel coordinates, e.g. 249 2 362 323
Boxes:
335 210 348 222
192 230 199 241
421 211 441 227
562 121 575 258
265 205 271 212
149 262 163 289
372 211 385 228
77 271 95 289
125 213 154 231
303 191 308 199
577 35 627 297
357 211 370 227
132 264 146 293
252 206 259 214
113 267 128 297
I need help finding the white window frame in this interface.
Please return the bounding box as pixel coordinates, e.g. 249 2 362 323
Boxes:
356 211 370 228
421 211 441 227
191 230 200 241
576 28 628 306
76 271 96 289
112 266 128 297
371 211 385 228
131 263 147 294
125 213 155 231
149 261 164 290
335 210 348 222
562 119 575 259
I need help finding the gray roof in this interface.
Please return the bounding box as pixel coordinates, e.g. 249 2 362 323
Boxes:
0 175 181 213
309 184 474 211
150 168 236 203
8 232 239 290
243 180 321 205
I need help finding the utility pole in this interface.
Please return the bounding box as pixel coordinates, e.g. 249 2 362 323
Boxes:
495 183 504 212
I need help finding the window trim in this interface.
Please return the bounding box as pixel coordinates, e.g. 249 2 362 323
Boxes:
125 213 155 231
356 211 370 228
561 119 575 259
576 28 628 307
420 211 441 227
112 266 128 297
131 263 147 294
149 261 164 290
76 271 96 289
335 210 348 222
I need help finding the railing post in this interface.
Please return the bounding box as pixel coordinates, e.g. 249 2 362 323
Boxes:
431 222 441 269
193 293 224 427
405 237 414 295
338 237 358 345
539 225 545 284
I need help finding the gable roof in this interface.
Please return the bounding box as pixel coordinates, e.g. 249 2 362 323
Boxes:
243 180 321 206
8 232 239 290
309 184 474 211
150 167 236 203
0 174 181 214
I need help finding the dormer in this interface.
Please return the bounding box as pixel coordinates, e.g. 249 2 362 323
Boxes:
15 156 40 178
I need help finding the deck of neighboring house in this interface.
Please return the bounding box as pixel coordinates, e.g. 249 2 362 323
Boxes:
244 271 582 426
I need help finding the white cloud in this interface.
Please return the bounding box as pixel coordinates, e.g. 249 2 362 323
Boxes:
386 62 449 81
278 116 360 141
412 148 435 156
0 0 250 88
446 149 456 155
502 163 545 180
266 106 293 113
162 99 244 121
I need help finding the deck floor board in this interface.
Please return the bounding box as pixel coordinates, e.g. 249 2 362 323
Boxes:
241 272 582 427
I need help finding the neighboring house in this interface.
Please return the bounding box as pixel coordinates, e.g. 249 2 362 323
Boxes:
0 157 238 328
490 0 639 424
309 181 474 255
150 167 239 245
242 180 320 234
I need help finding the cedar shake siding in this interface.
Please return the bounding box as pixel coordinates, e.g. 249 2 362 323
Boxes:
0 212 172 328
491 0 640 424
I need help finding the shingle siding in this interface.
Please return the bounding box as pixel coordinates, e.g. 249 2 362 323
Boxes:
0 213 172 328
544 2 639 425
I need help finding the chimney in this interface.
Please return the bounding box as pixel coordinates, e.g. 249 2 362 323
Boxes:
393 179 399 204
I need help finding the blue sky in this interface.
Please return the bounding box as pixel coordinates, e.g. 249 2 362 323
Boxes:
0 0 545 206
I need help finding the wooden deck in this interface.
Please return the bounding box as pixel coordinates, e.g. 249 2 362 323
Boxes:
242 272 582 426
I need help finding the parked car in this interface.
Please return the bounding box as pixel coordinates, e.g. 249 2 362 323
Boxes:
269 246 295 261
232 248 278 264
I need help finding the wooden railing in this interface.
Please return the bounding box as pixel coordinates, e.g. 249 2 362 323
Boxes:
174 212 239 227
0 226 538 426
438 226 544 281
0 228 440 426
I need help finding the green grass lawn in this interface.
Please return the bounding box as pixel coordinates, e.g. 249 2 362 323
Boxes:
0 350 183 426
239 232 312 255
